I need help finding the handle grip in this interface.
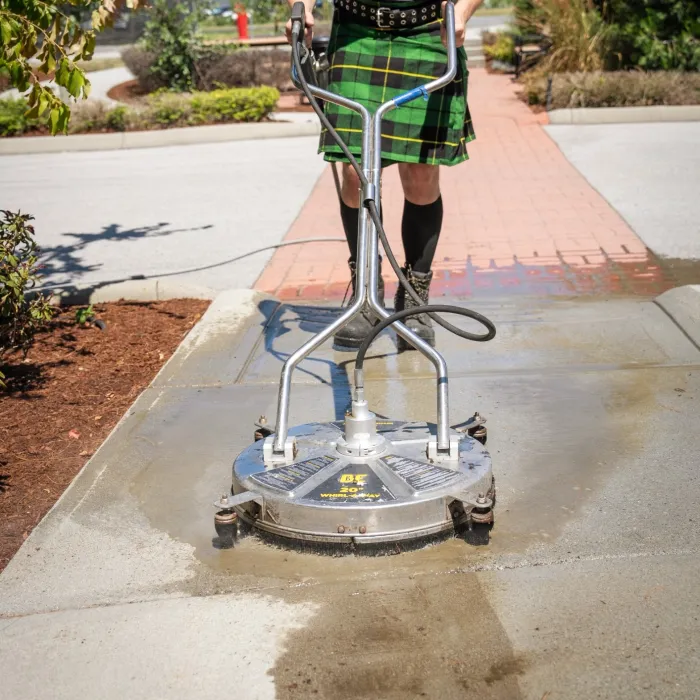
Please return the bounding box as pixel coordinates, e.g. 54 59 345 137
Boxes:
291 1 306 32
290 2 318 88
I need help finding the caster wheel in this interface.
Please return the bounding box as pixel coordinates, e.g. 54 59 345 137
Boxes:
214 509 238 549
463 522 492 546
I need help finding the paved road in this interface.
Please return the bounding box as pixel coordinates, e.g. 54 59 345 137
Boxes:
547 121 700 260
1 290 699 699
1 137 327 295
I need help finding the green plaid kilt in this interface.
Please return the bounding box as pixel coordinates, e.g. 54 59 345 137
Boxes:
319 4 475 166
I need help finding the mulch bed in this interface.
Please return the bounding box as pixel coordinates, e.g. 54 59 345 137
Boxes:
105 78 150 104
0 299 209 572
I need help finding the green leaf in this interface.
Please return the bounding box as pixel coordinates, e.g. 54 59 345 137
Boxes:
56 105 70 134
44 51 57 75
0 17 12 46
67 67 85 98
25 102 41 120
38 92 49 116
55 59 70 86
49 108 59 135
9 62 29 92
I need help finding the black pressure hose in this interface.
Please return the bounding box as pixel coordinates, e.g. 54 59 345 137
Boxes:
355 305 493 370
290 10 496 366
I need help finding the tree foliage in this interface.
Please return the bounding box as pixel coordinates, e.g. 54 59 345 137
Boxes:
141 0 203 92
597 0 700 71
0 0 144 134
249 0 287 26
516 0 699 71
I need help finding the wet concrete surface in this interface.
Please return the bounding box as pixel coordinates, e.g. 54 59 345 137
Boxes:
282 250 700 303
1 293 700 699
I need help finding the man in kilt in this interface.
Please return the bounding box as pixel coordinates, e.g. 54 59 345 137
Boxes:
287 0 482 349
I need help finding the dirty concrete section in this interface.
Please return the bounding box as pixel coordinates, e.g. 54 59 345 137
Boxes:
276 574 526 700
1 290 700 699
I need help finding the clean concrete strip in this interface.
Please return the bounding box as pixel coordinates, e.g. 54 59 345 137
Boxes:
655 285 700 350
0 120 321 155
1 594 316 700
0 288 266 618
548 104 700 125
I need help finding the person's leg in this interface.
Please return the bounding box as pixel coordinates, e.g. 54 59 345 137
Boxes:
339 162 361 260
395 163 443 349
399 163 443 272
333 163 386 348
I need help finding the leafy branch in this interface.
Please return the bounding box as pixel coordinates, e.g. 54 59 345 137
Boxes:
0 0 144 134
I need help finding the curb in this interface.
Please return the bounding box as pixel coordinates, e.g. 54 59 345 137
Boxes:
0 120 321 156
654 285 700 350
43 278 217 306
151 287 268 381
0 288 265 577
547 105 700 125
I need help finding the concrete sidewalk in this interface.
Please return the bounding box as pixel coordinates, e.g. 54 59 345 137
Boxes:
1 288 700 698
547 121 700 261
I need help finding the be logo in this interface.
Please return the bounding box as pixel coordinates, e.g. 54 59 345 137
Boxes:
338 473 367 493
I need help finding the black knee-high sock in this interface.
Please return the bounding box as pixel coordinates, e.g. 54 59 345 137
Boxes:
339 199 360 261
339 199 383 262
401 196 443 273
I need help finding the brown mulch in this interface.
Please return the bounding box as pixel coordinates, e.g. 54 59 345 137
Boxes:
0 299 209 572
105 78 150 105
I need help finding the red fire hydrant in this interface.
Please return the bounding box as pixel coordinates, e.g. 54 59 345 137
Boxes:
235 4 249 40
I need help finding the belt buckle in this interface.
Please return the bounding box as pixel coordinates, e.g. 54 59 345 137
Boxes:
377 7 392 27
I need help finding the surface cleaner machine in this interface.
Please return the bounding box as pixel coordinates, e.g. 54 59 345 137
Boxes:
213 3 497 553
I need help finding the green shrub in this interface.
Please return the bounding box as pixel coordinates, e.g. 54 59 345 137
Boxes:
484 32 516 63
0 87 278 137
523 70 700 108
0 98 30 137
141 0 204 92
190 86 280 123
516 0 611 73
196 47 292 92
594 0 700 71
0 211 53 386
106 105 130 132
146 91 193 126
123 44 293 93
513 0 539 33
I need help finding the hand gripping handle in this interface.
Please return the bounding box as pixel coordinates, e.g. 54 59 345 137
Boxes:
291 1 306 33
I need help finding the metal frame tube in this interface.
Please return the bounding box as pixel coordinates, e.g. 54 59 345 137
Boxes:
274 89 372 454
275 6 457 453
365 4 458 451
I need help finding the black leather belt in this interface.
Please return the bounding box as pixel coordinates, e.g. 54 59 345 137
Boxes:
333 0 442 29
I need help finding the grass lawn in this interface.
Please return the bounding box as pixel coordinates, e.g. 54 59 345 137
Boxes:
77 57 125 72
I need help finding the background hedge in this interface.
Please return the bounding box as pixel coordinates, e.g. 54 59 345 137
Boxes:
0 85 280 137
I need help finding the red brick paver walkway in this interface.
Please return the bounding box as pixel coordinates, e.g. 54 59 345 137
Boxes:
256 68 673 300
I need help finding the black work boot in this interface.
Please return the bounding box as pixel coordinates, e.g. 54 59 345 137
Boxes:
334 259 385 349
394 265 435 351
